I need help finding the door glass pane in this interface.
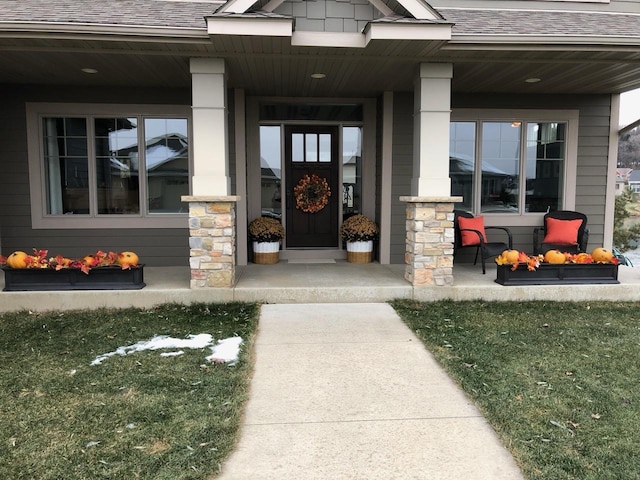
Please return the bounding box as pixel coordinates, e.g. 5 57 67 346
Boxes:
144 118 189 213
95 117 140 214
43 117 89 214
449 122 475 212
305 133 318 162
319 134 331 162
343 126 362 216
481 122 520 213
525 122 565 212
260 126 282 219
292 133 304 162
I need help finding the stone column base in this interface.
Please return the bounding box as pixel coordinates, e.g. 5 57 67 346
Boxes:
182 196 239 288
400 196 462 286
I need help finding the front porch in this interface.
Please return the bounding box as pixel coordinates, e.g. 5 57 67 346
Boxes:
2 262 640 312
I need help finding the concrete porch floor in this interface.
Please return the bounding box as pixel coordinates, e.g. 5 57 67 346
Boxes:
1 261 640 312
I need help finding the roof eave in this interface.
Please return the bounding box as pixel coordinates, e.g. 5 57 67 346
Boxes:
447 34 640 49
0 21 209 42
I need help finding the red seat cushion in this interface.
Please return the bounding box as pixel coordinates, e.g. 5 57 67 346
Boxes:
458 216 487 246
542 217 582 245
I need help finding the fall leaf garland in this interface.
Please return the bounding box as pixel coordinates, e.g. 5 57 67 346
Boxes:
294 174 331 213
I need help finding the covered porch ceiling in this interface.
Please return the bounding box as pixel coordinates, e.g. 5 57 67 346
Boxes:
1 34 640 97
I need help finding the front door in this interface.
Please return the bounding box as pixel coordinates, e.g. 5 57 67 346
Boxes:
285 125 339 248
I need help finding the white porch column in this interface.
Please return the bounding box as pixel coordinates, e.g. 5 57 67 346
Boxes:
412 63 453 196
190 58 230 195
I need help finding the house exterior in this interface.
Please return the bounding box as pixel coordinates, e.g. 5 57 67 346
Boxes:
629 169 640 193
2 0 640 286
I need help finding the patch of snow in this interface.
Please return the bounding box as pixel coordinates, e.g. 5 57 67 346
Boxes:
206 337 243 364
91 334 242 365
160 351 185 357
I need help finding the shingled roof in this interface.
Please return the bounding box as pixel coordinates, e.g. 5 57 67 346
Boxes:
0 0 221 29
1 0 640 42
439 8 640 39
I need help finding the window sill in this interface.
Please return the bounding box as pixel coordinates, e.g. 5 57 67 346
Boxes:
31 215 188 230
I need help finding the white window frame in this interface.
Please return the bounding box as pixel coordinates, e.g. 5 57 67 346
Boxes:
451 109 579 227
26 103 192 229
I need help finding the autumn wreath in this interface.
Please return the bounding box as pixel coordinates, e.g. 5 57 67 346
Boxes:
294 174 331 213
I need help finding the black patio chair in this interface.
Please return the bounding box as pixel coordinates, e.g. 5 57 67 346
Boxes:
533 210 589 255
454 210 513 274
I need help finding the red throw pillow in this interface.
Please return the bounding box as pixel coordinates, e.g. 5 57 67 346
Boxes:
458 216 487 246
542 218 582 245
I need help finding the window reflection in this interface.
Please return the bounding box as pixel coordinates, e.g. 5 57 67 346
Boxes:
450 122 476 212
525 123 565 212
95 118 140 214
144 118 189 213
481 122 520 213
43 115 189 217
449 119 567 215
260 126 282 219
343 126 362 216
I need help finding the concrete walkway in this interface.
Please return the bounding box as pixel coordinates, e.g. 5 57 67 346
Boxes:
218 303 524 480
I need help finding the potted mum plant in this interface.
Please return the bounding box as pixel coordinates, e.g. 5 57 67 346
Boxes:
248 217 285 264
340 214 379 263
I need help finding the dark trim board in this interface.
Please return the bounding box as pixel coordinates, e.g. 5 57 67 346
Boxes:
2 266 145 291
496 263 619 286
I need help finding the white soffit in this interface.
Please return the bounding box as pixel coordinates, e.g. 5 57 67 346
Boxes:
291 31 365 48
207 16 293 36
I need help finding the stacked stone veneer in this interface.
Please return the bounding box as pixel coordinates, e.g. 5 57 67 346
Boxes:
400 196 462 286
182 196 238 288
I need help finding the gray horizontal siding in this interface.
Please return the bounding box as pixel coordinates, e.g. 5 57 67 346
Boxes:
0 85 193 267
389 93 413 264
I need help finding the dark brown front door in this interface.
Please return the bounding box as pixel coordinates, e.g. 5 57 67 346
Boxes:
285 125 339 248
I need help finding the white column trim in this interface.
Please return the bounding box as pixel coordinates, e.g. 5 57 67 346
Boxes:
413 63 453 197
190 58 230 196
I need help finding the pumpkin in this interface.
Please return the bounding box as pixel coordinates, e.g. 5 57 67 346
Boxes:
6 251 29 269
82 255 98 267
591 247 613 263
117 251 139 267
503 250 520 264
544 249 567 264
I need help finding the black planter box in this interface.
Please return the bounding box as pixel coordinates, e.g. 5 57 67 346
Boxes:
2 266 145 291
496 263 619 286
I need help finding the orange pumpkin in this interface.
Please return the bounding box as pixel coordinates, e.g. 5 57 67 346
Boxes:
544 249 567 264
117 251 139 267
503 250 520 264
6 251 29 269
591 247 613 263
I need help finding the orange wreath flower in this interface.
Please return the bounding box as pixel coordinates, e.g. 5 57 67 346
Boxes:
294 174 331 213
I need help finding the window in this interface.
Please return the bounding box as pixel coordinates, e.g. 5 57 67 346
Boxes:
28 104 191 229
450 110 578 221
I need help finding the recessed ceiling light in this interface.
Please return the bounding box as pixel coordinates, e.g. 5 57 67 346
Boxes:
81 68 98 74
525 77 541 83
310 73 326 79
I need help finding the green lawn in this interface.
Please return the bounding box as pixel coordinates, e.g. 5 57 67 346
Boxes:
392 300 640 480
0 302 259 480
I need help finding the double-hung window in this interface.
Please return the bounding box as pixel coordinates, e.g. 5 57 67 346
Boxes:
450 109 578 223
27 104 191 228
